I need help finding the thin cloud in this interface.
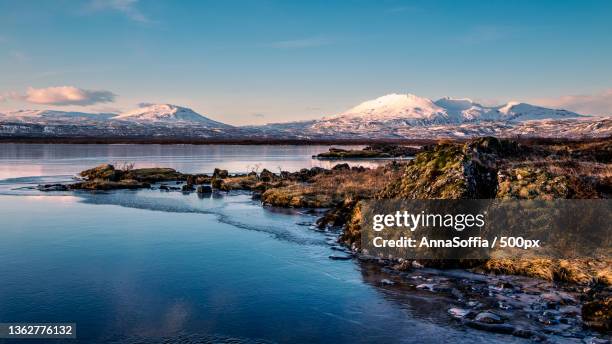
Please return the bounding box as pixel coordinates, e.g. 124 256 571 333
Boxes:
22 86 116 106
268 36 334 49
251 113 265 118
533 89 612 116
88 0 150 23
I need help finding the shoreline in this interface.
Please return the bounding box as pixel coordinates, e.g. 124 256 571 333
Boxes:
1 135 610 146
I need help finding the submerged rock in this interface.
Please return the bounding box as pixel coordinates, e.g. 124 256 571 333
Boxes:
329 254 352 261
37 184 69 191
448 307 471 319
474 311 504 324
380 278 395 286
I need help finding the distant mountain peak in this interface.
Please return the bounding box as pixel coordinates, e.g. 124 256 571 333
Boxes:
332 93 449 123
113 103 231 127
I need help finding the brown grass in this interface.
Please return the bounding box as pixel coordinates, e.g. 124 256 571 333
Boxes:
483 258 612 285
261 165 404 208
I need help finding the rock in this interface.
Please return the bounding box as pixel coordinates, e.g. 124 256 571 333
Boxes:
475 311 504 324
380 279 395 286
195 175 211 184
213 168 229 179
332 163 350 171
159 184 170 191
416 284 436 292
37 184 69 191
328 254 352 260
80 164 123 181
391 260 411 272
465 321 515 334
186 175 210 185
510 328 546 340
124 167 183 183
582 296 611 331
259 169 275 182
412 260 424 269
196 185 213 194
540 292 562 304
70 179 150 190
182 184 195 192
448 307 470 319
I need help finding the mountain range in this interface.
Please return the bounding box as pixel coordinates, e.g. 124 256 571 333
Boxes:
1 94 609 140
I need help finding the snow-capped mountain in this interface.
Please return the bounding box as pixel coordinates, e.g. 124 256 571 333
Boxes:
302 93 585 135
337 93 453 122
0 109 116 124
112 104 231 128
0 94 607 140
494 102 580 121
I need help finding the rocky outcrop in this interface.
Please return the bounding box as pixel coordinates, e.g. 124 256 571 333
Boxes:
70 179 150 190
314 144 421 159
80 164 123 181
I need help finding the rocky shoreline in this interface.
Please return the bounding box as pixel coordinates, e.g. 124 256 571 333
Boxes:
36 136 611 340
313 144 421 159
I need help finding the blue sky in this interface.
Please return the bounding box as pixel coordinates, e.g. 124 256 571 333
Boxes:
1 0 611 124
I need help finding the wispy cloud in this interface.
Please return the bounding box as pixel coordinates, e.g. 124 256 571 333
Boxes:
251 113 265 118
268 36 334 49
8 86 118 106
533 89 612 116
87 0 150 23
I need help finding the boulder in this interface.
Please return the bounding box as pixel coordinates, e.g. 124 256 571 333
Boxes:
474 311 504 324
332 163 350 171
80 164 122 181
182 184 195 192
124 168 183 183
259 169 275 182
196 185 213 194
213 168 229 179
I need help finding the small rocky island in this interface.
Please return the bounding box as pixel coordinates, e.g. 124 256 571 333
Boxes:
313 144 421 159
37 137 611 339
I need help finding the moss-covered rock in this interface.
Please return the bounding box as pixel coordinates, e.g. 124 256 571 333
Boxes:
80 164 123 181
123 168 184 183
378 137 504 199
70 179 150 190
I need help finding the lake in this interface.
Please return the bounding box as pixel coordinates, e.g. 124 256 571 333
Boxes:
0 144 523 343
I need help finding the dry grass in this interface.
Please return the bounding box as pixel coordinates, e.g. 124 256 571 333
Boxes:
483 258 612 285
261 165 404 208
309 166 402 199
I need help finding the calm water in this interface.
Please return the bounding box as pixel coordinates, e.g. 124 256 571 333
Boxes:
0 144 522 343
